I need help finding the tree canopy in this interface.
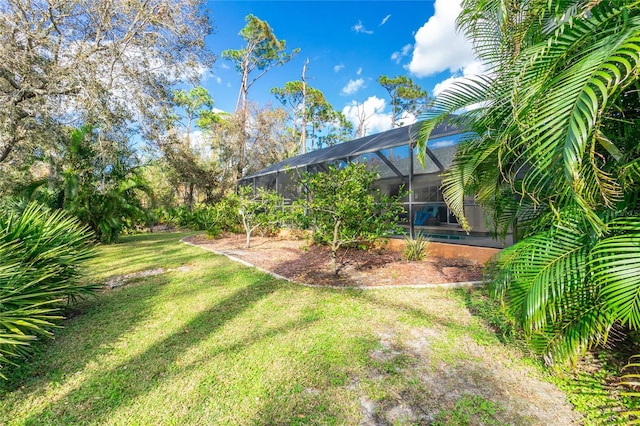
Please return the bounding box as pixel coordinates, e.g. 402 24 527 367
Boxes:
223 14 299 113
272 80 354 152
222 14 299 178
0 0 213 166
378 75 429 128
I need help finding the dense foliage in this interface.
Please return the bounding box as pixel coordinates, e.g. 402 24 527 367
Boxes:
420 0 640 365
0 0 212 167
61 128 150 243
0 201 96 378
295 162 405 274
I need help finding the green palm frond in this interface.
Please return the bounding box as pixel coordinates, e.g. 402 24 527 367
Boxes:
439 135 502 232
420 0 640 367
493 219 589 330
530 303 612 366
514 4 640 220
590 217 640 329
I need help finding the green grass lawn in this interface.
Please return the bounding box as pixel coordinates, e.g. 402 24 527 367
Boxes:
0 232 611 425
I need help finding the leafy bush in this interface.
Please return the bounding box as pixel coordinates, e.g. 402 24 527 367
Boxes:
161 198 241 237
62 127 150 243
0 201 97 378
295 162 405 274
237 186 284 248
403 233 430 261
211 196 241 234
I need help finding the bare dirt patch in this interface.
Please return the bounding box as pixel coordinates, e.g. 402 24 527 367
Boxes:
183 233 483 287
103 266 191 289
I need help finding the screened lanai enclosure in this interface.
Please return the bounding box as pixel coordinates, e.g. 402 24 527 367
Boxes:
238 121 512 248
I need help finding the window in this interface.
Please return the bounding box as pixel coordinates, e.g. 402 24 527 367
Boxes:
438 206 459 225
415 184 443 202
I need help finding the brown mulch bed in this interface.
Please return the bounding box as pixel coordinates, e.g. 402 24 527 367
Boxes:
183 233 484 287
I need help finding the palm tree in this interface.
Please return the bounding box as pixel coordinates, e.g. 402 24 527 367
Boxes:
419 0 640 365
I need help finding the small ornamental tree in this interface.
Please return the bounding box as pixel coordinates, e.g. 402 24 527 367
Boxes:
296 162 405 274
237 186 284 248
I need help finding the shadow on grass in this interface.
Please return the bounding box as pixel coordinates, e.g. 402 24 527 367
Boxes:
183 236 584 424
20 273 287 425
89 233 203 281
0 273 170 394
335 288 581 425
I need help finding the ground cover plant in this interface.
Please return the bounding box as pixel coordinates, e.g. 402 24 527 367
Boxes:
3 231 634 425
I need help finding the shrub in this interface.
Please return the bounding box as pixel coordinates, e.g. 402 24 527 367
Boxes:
237 186 284 248
211 196 241 234
295 162 405 274
0 201 97 378
403 233 430 261
161 198 241 237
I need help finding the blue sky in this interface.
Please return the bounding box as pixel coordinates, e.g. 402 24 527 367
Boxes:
200 0 481 135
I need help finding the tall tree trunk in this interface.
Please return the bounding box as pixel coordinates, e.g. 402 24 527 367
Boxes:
242 214 252 248
188 182 195 212
300 58 309 155
236 57 250 180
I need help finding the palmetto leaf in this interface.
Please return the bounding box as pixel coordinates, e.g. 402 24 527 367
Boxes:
0 201 96 377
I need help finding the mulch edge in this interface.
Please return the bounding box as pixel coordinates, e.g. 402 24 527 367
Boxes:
180 237 484 290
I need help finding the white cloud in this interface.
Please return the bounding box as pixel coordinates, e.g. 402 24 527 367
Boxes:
340 78 365 96
429 139 456 149
380 14 391 26
396 111 418 128
356 67 362 76
214 76 222 84
341 96 391 135
221 63 230 70
391 43 412 64
334 63 344 73
432 61 487 97
342 97 420 136
407 0 477 77
352 20 373 35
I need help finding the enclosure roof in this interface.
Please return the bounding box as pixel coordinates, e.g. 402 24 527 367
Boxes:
241 119 464 180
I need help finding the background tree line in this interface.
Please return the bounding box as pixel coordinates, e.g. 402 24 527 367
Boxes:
1 3 429 240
